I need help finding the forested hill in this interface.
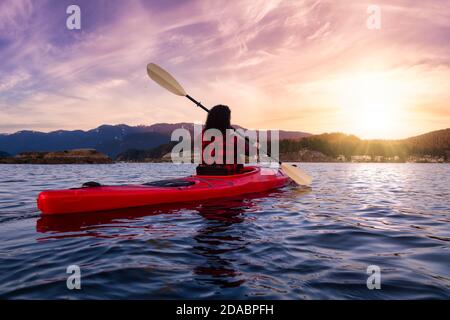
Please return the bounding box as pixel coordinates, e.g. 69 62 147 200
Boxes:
279 129 450 161
403 129 450 155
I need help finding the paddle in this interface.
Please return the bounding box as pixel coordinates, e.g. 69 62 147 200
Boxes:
146 63 312 186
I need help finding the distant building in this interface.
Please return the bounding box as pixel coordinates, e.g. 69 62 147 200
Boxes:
408 155 444 163
336 155 346 162
351 155 371 162
374 156 384 162
384 156 400 162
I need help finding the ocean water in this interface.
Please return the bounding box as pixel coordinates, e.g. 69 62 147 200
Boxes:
0 163 449 299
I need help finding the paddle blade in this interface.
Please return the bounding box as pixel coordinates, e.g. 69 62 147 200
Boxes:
281 163 313 186
147 63 187 96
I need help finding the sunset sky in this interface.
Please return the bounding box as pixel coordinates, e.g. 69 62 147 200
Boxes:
0 0 449 139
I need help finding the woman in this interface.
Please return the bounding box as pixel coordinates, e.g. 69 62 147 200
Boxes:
196 105 247 175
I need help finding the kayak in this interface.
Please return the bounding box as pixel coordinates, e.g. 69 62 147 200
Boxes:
37 189 287 234
37 166 290 215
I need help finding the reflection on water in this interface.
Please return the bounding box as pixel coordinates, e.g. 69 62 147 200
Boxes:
0 163 449 299
193 199 253 290
34 193 274 296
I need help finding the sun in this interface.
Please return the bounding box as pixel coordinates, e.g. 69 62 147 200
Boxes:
339 73 403 139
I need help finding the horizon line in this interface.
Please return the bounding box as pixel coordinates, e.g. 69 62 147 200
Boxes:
1 122 448 141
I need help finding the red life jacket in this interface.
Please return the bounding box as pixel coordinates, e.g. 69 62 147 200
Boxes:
201 129 243 174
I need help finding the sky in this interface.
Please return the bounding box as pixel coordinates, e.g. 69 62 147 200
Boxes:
0 0 449 139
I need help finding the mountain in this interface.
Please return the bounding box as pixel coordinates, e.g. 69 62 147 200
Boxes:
142 122 196 135
0 124 174 158
95 132 170 158
402 128 450 156
277 130 311 140
0 123 311 158
0 150 10 158
0 124 143 156
116 142 178 162
132 122 311 140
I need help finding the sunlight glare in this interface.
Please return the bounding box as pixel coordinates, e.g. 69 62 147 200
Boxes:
339 73 404 139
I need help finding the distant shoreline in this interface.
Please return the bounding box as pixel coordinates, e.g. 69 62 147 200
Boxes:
0 148 448 165
1 160 448 165
0 149 113 165
1 125 449 163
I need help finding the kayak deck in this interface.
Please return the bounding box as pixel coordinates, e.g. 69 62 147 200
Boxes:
37 166 289 215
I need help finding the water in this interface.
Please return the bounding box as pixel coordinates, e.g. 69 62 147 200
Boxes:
0 163 449 299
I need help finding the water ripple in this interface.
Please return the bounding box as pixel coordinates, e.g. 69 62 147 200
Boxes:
0 163 449 299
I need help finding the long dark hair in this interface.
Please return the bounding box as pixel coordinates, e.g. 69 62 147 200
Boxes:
205 105 231 133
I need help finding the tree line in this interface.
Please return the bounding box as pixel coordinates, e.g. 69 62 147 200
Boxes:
279 129 450 160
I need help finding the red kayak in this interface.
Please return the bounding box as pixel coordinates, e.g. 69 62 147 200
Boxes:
37 166 290 215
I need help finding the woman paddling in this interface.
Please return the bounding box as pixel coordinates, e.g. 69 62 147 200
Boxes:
196 105 248 176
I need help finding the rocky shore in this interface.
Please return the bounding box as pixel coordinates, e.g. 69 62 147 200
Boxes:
0 149 113 164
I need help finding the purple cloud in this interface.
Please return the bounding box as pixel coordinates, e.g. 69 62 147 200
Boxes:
0 0 449 138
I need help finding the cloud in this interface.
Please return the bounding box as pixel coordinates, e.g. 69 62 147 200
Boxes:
0 69 31 92
0 0 449 138
0 0 35 34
